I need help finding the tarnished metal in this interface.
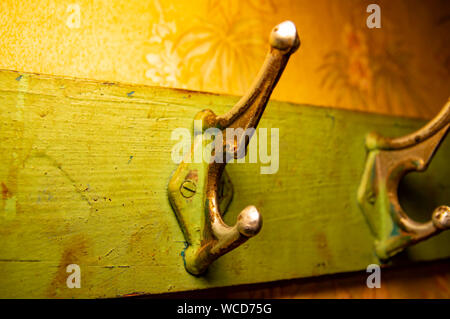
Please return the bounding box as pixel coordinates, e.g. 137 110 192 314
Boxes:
358 99 450 260
168 21 300 275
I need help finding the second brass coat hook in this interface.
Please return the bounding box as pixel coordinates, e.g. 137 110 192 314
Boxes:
168 21 300 275
358 99 450 260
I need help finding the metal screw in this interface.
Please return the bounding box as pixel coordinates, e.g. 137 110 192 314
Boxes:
180 180 196 198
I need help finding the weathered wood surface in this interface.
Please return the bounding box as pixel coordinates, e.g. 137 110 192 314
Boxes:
0 69 449 298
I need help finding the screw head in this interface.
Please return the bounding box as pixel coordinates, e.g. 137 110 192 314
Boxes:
180 180 197 198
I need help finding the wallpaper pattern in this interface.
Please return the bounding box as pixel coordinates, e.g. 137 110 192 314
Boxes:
1 0 449 117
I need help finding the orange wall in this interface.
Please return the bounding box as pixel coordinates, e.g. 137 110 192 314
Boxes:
1 0 449 118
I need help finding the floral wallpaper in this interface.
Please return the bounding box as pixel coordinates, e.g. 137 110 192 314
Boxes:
0 0 449 118
318 23 426 116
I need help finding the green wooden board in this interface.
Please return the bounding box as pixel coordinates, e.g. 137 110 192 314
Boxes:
0 69 448 298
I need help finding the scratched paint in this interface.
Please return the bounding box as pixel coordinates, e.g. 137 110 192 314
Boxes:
2 74 29 219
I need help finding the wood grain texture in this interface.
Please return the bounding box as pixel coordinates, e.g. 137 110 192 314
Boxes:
0 69 449 298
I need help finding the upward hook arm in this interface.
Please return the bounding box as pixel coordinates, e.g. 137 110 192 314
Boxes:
216 21 300 155
168 21 300 275
366 99 450 150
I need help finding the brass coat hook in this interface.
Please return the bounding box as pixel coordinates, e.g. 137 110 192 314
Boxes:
358 99 450 260
168 21 300 275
